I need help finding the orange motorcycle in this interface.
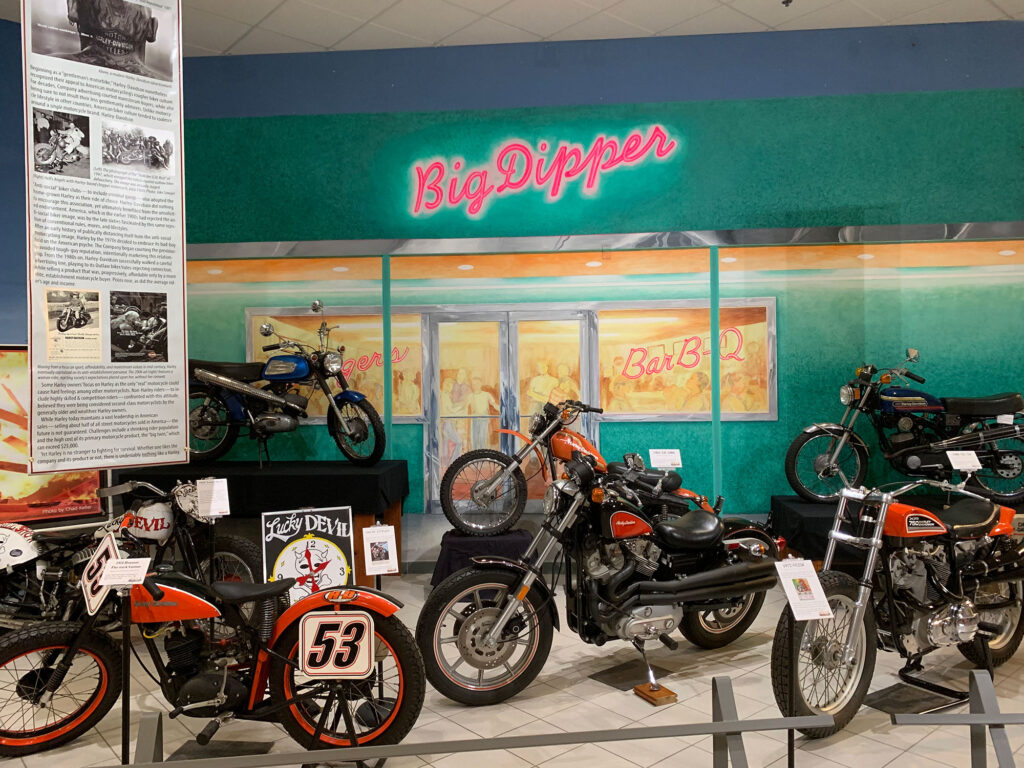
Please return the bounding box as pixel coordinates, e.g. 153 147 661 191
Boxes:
440 399 713 535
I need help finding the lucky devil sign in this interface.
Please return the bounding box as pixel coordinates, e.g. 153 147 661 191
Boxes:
261 507 354 604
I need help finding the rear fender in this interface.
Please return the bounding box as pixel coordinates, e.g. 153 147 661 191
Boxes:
722 518 780 558
802 423 870 456
247 586 403 709
469 556 560 630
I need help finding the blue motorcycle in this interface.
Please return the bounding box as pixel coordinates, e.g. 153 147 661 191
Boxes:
188 300 385 465
786 348 1024 503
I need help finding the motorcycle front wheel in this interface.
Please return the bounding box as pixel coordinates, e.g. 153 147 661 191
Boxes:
329 399 386 466
56 314 72 332
440 449 527 536
0 622 121 757
785 430 868 503
188 386 238 463
415 567 552 706
270 612 424 749
770 570 875 738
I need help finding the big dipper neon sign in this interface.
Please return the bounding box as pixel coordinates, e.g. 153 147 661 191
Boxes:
411 125 678 218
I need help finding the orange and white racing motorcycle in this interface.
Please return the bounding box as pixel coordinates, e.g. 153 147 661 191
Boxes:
772 477 1024 737
0 530 424 756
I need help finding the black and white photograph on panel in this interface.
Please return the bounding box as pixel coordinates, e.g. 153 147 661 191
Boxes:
109 291 167 362
32 108 90 179
44 288 101 362
31 0 175 82
101 120 174 173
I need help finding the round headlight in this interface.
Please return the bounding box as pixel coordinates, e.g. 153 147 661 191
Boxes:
322 351 343 375
543 484 559 515
839 384 855 406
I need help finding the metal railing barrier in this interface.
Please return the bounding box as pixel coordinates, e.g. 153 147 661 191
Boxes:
892 670 1024 768
110 676 832 768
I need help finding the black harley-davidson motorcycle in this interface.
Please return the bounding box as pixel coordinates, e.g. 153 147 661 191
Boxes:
786 348 1024 503
56 304 91 332
417 453 779 705
188 300 385 465
771 478 1024 737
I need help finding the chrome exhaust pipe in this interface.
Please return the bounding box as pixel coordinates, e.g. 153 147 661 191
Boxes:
194 368 306 415
632 575 779 607
617 559 778 602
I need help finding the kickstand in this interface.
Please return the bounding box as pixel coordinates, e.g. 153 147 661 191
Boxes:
634 638 659 690
256 436 270 469
898 654 969 711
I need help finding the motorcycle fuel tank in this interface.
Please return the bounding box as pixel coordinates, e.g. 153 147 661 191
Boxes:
261 354 311 381
549 428 608 472
131 574 221 624
879 387 944 413
129 501 174 544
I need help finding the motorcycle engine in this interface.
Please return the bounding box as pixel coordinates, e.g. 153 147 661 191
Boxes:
889 545 980 654
606 604 682 643
254 413 299 433
583 542 625 582
165 627 247 717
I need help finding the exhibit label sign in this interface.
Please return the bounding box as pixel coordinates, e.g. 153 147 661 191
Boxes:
22 0 188 472
262 507 355 605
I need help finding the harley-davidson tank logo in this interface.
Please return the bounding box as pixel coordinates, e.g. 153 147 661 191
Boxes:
906 514 945 532
609 511 653 539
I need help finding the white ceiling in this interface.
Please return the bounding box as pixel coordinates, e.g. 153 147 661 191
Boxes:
0 0 1020 56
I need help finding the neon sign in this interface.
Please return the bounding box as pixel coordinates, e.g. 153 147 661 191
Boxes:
411 125 678 218
621 328 744 379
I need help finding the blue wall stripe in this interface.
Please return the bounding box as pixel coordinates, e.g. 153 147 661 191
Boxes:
181 21 1024 120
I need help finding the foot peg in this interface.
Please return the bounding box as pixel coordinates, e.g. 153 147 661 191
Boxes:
196 719 221 745
658 633 678 651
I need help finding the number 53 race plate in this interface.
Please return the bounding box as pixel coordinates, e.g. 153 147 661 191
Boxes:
299 612 375 678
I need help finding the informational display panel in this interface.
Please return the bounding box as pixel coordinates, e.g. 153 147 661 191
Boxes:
22 0 187 472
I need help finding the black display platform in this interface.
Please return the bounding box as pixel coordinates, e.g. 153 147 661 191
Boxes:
112 460 408 519
431 528 533 587
769 494 1024 562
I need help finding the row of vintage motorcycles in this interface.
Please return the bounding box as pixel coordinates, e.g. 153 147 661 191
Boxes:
3 352 1024 756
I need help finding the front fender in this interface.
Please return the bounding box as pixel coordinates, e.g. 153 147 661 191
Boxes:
247 586 403 709
801 423 870 455
334 389 366 405
469 556 560 631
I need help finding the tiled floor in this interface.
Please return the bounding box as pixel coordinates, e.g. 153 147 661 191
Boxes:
16 574 1024 768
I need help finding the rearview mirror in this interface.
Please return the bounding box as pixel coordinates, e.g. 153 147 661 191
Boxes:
906 347 920 363
311 300 323 313
259 323 274 337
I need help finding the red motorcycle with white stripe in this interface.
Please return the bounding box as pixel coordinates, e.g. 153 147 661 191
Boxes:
0 531 424 756
417 453 779 705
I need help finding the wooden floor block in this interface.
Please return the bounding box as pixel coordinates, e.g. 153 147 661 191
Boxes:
633 682 677 706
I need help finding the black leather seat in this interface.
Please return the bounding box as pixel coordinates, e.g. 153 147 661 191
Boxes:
938 498 1001 539
212 578 295 604
941 393 1023 417
606 462 683 492
34 529 93 543
190 359 266 383
654 511 723 550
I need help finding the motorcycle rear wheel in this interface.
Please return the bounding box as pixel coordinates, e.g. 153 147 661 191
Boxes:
271 612 424 749
188 386 238 463
963 418 1024 504
328 398 386 466
0 622 121 757
959 580 1024 667
785 430 868 503
770 570 875 738
440 450 527 536
680 591 765 650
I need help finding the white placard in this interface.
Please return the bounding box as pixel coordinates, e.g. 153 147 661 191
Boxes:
197 478 230 517
99 556 151 586
648 449 682 469
298 612 375 678
80 532 122 615
947 450 983 472
775 558 834 621
23 0 188 472
363 525 399 576
997 414 1015 425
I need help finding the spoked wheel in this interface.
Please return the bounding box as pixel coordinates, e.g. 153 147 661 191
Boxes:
271 613 424 748
200 536 264 638
415 568 552 705
329 399 386 467
964 419 1024 504
0 623 121 757
771 571 875 738
188 386 238 463
785 430 868 503
960 580 1024 667
439 450 527 536
680 591 765 650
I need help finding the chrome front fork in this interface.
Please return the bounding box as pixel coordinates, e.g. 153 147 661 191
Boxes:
481 494 584 648
806 489 888 666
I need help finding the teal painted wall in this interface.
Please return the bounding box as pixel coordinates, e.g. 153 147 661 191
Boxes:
184 89 1024 243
